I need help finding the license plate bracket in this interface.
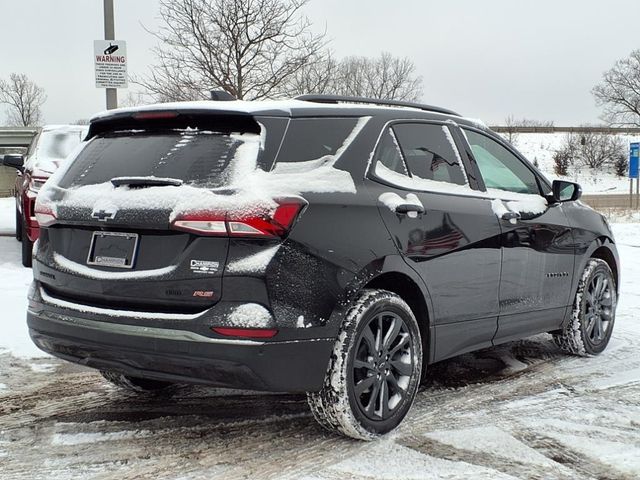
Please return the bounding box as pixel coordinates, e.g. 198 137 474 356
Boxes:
87 231 139 269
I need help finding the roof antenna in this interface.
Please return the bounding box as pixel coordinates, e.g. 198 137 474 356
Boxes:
210 90 236 101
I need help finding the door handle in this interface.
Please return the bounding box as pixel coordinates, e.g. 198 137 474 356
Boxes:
501 211 521 223
395 203 425 215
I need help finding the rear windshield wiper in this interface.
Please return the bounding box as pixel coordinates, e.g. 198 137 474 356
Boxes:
111 176 184 188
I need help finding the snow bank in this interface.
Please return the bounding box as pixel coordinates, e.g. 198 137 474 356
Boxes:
0 238 48 358
0 197 15 236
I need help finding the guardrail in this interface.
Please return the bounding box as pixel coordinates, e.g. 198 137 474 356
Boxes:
489 126 640 135
0 127 38 148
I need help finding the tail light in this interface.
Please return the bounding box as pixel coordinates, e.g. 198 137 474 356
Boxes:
34 201 57 227
171 198 307 238
28 175 49 194
212 327 278 339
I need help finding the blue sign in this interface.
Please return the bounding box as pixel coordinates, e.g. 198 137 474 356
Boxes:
630 143 640 179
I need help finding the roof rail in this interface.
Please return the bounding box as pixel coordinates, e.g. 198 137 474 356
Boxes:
294 94 460 117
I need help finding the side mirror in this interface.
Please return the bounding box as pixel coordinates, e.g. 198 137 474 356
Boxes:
1 154 24 172
551 179 581 203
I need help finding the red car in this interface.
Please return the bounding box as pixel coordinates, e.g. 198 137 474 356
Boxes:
4 125 86 267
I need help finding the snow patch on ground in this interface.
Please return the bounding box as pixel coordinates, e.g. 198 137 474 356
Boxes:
513 131 640 194
313 440 516 480
52 430 153 446
0 197 15 235
0 237 48 358
424 426 562 469
29 363 57 373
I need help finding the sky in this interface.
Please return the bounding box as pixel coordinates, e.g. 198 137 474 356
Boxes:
1 0 639 126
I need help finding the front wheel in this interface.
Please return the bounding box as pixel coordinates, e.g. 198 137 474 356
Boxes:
554 258 617 356
307 289 423 440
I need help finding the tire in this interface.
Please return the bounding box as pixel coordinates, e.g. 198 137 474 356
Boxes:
15 209 22 242
554 258 617 356
307 289 423 440
101 370 176 394
21 222 33 268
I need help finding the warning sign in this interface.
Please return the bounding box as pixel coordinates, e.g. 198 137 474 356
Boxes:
94 40 128 89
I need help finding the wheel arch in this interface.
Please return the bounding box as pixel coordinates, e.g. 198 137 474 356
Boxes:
590 244 619 292
364 270 434 367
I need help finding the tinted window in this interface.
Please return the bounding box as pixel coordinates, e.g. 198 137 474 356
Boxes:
274 118 359 165
373 128 408 175
58 130 258 189
463 129 540 195
392 124 466 185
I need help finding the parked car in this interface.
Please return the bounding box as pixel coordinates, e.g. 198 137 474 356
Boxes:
26 96 619 439
6 125 87 267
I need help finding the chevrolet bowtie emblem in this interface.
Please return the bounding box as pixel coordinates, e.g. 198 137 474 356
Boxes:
91 209 116 221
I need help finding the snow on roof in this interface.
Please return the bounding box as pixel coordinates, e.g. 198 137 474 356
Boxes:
90 98 462 122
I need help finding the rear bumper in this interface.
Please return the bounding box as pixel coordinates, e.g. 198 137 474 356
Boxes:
27 297 334 393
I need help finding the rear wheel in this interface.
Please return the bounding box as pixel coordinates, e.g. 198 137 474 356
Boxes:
15 209 22 242
101 370 176 394
307 289 423 440
554 258 617 356
21 223 32 268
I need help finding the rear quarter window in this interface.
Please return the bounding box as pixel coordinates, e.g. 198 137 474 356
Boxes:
272 118 361 168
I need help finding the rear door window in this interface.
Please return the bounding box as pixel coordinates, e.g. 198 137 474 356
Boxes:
392 123 467 186
371 123 469 190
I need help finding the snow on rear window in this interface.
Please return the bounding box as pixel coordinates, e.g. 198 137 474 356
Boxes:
57 130 251 189
38 117 371 221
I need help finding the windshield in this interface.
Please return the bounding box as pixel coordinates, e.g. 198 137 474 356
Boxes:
31 128 86 173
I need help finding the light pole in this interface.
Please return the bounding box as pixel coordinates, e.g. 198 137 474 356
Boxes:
103 0 117 109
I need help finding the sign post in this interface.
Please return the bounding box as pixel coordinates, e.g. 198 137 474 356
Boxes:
96 0 125 110
630 142 639 208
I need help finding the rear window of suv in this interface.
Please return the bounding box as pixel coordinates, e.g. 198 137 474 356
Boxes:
58 130 260 189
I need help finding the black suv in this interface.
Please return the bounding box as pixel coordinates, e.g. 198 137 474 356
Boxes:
27 95 619 439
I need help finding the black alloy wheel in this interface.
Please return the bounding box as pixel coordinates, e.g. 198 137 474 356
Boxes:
352 311 414 421
584 271 614 346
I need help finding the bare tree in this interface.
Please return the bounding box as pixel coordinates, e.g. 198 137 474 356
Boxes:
287 52 423 102
0 73 47 126
554 131 624 174
579 132 625 169
502 115 520 145
285 52 339 98
499 116 554 146
135 0 325 101
593 50 640 126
